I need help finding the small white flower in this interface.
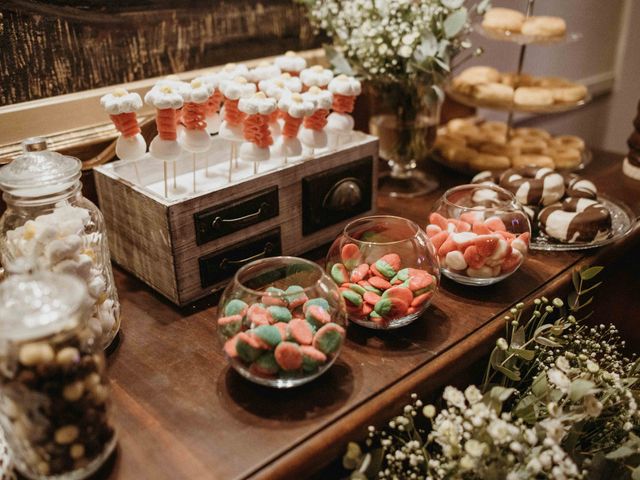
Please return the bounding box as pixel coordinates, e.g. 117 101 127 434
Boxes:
527 457 542 474
443 386 466 409
586 360 600 373
398 45 413 58
464 385 483 405
541 418 565 444
459 454 476 471
497 338 509 351
583 395 603 417
401 33 417 45
555 356 571 373
423 404 436 418
487 419 511 444
547 368 571 392
464 439 486 458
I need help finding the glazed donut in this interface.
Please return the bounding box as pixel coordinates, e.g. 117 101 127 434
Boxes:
473 83 514 104
539 198 612 243
482 8 525 33
521 16 567 38
514 127 552 141
564 174 598 199
479 141 519 158
514 87 554 107
509 136 548 154
480 121 508 137
512 154 555 169
499 166 565 206
546 146 581 169
551 135 585 152
456 66 501 85
469 153 510 171
435 133 466 148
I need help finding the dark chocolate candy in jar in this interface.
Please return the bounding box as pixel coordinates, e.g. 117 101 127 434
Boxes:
0 272 116 480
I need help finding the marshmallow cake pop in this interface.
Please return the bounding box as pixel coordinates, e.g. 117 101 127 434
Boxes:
180 78 214 153
300 65 334 91
274 51 307 77
238 92 277 173
201 72 224 134
100 88 146 163
326 74 362 149
299 86 334 156
248 61 281 85
218 77 257 142
274 92 315 163
258 73 303 139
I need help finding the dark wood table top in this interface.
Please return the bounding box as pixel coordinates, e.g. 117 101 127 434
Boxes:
104 151 640 480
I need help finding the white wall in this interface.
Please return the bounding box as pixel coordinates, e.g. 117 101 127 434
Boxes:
461 0 638 154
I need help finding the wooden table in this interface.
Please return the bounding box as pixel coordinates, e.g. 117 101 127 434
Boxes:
101 151 640 480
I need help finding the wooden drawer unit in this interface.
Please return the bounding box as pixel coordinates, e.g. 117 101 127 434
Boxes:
94 133 378 305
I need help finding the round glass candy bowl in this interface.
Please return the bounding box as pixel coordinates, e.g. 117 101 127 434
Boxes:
216 256 347 388
0 140 120 349
326 215 439 330
427 184 531 286
0 272 117 480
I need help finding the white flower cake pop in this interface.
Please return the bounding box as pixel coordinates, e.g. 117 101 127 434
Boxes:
145 83 185 161
180 78 214 153
326 74 362 149
100 88 146 161
201 72 224 134
238 92 277 169
248 61 281 85
300 65 334 91
259 73 303 99
273 92 315 161
274 51 307 77
218 76 257 141
299 86 334 153
218 63 250 83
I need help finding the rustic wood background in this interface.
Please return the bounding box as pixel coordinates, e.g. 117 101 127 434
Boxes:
0 0 320 105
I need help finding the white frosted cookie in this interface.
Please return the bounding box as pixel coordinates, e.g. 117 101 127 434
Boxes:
482 8 525 33
521 16 566 37
514 87 554 107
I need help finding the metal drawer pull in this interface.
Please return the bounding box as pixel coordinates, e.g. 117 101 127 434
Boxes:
211 202 269 230
219 242 274 270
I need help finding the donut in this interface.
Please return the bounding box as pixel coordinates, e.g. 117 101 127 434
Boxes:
482 8 525 33
521 16 567 38
469 153 510 171
546 146 581 169
513 127 552 141
551 135 585 152
441 145 476 167
509 136 548 154
512 154 555 169
471 170 501 185
539 198 612 243
564 174 598 199
479 142 519 159
455 66 501 85
447 118 477 135
473 83 514 104
551 85 588 103
514 87 554 107
499 166 565 206
480 121 508 137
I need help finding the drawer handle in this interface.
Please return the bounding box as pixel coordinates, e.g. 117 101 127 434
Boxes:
211 202 270 230
219 242 274 270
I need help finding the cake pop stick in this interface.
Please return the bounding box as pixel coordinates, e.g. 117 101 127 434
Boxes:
100 88 146 183
180 78 214 191
300 65 334 92
201 73 224 135
274 51 307 77
145 84 185 197
274 92 315 164
258 73 303 140
326 75 362 150
218 77 257 181
238 92 277 174
248 61 281 87
299 86 334 159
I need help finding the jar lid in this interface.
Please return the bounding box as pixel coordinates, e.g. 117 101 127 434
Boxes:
0 139 81 197
0 272 88 341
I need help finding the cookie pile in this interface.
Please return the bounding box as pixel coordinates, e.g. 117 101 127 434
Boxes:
329 244 437 327
482 7 566 39
435 117 585 171
218 291 345 379
473 166 613 244
451 66 587 108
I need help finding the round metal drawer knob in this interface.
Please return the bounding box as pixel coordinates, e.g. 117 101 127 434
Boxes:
323 178 363 211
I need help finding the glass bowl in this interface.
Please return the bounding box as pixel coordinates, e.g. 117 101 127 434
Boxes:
427 184 531 286
216 256 347 388
326 215 439 330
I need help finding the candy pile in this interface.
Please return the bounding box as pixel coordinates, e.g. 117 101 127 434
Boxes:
4 205 119 346
329 244 437 327
0 336 115 477
427 212 529 279
218 290 345 379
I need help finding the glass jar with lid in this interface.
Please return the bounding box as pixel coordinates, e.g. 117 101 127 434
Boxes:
0 138 120 348
0 272 117 479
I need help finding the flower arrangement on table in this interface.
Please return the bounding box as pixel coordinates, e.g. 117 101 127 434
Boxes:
297 0 490 196
343 267 640 479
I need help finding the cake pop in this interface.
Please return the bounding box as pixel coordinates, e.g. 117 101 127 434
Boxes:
300 65 334 91
274 51 307 77
238 92 277 174
145 83 185 196
218 77 257 180
299 86 334 158
258 73 303 139
326 75 362 150
201 72 224 134
273 92 315 163
181 79 214 190
100 88 146 183
248 61 281 86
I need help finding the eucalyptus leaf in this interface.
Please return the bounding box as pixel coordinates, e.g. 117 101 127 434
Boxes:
578 281 603 296
532 373 548 398
605 445 637 460
477 0 491 14
632 466 640 480
511 326 525 348
509 348 535 361
535 336 562 348
442 0 464 8
490 386 516 402
324 44 355 76
533 324 553 337
550 388 564 402
414 33 438 62
569 379 596 401
443 9 468 38
494 364 521 381
514 395 536 423
580 266 603 281
572 270 581 293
